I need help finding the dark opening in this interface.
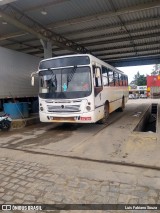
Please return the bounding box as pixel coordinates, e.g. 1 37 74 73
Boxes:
134 104 158 133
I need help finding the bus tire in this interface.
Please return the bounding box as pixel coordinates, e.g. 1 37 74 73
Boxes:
98 103 109 124
119 97 125 112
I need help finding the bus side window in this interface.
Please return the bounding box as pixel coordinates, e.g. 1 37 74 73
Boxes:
123 75 128 86
119 74 123 86
114 72 119 86
125 76 128 86
122 75 126 86
102 66 109 86
108 70 114 86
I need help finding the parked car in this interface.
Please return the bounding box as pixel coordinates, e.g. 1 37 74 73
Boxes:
129 94 139 99
134 94 139 99
140 94 147 98
129 94 134 99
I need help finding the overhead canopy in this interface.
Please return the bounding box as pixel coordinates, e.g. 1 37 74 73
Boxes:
0 0 160 66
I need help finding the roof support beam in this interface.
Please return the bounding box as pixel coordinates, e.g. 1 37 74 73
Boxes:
101 52 160 61
73 26 160 43
0 10 49 41
91 41 160 53
82 32 160 47
97 47 160 58
19 38 159 56
0 32 28 41
109 56 160 67
54 16 160 36
45 30 160 53
25 46 160 58
4 24 159 51
1 16 159 43
0 5 89 53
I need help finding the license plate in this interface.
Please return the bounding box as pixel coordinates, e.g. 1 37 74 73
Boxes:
80 117 91 121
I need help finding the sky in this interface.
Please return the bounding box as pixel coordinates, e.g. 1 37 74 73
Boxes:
117 64 154 84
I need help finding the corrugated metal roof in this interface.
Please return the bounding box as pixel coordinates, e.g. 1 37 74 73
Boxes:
0 0 160 66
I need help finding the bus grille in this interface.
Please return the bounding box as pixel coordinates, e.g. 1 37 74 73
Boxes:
47 105 80 112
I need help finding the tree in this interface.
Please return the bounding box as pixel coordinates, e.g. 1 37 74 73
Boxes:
130 71 146 86
134 71 140 84
136 74 146 86
151 64 160 75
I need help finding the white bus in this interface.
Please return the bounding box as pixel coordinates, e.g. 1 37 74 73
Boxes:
32 54 128 123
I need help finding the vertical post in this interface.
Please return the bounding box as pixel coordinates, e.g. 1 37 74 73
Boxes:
40 39 52 59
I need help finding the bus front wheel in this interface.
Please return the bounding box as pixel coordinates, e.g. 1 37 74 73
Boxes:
98 103 109 124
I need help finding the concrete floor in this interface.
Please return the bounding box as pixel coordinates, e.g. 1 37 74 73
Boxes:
0 98 160 212
1 99 160 168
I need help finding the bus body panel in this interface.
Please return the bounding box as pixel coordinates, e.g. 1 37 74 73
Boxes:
38 54 128 123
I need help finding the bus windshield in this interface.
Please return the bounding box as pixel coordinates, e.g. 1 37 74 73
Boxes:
39 66 92 99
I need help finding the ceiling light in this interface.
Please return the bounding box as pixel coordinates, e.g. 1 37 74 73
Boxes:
41 9 47 15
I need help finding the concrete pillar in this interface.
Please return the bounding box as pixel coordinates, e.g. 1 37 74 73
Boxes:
40 39 52 59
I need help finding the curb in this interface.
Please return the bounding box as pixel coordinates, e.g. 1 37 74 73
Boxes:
11 116 40 129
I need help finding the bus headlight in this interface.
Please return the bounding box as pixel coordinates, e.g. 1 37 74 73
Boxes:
86 106 91 111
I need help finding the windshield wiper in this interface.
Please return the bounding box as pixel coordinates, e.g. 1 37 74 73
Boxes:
67 66 77 85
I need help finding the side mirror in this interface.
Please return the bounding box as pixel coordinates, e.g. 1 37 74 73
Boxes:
31 76 35 86
31 71 38 86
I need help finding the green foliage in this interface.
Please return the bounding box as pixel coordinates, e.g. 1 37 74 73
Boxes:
136 74 147 86
151 64 160 75
131 71 146 86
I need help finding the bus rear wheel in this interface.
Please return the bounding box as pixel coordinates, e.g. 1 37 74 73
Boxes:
119 97 125 112
98 103 109 124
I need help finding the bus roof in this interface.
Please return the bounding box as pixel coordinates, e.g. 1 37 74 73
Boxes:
40 54 126 76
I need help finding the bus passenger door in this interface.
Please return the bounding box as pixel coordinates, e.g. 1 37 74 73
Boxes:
93 65 103 109
93 65 105 121
93 66 103 96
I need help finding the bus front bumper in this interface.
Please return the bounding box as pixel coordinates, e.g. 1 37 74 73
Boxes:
40 112 95 123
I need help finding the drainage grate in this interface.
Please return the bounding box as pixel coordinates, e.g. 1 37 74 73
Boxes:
134 103 158 133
